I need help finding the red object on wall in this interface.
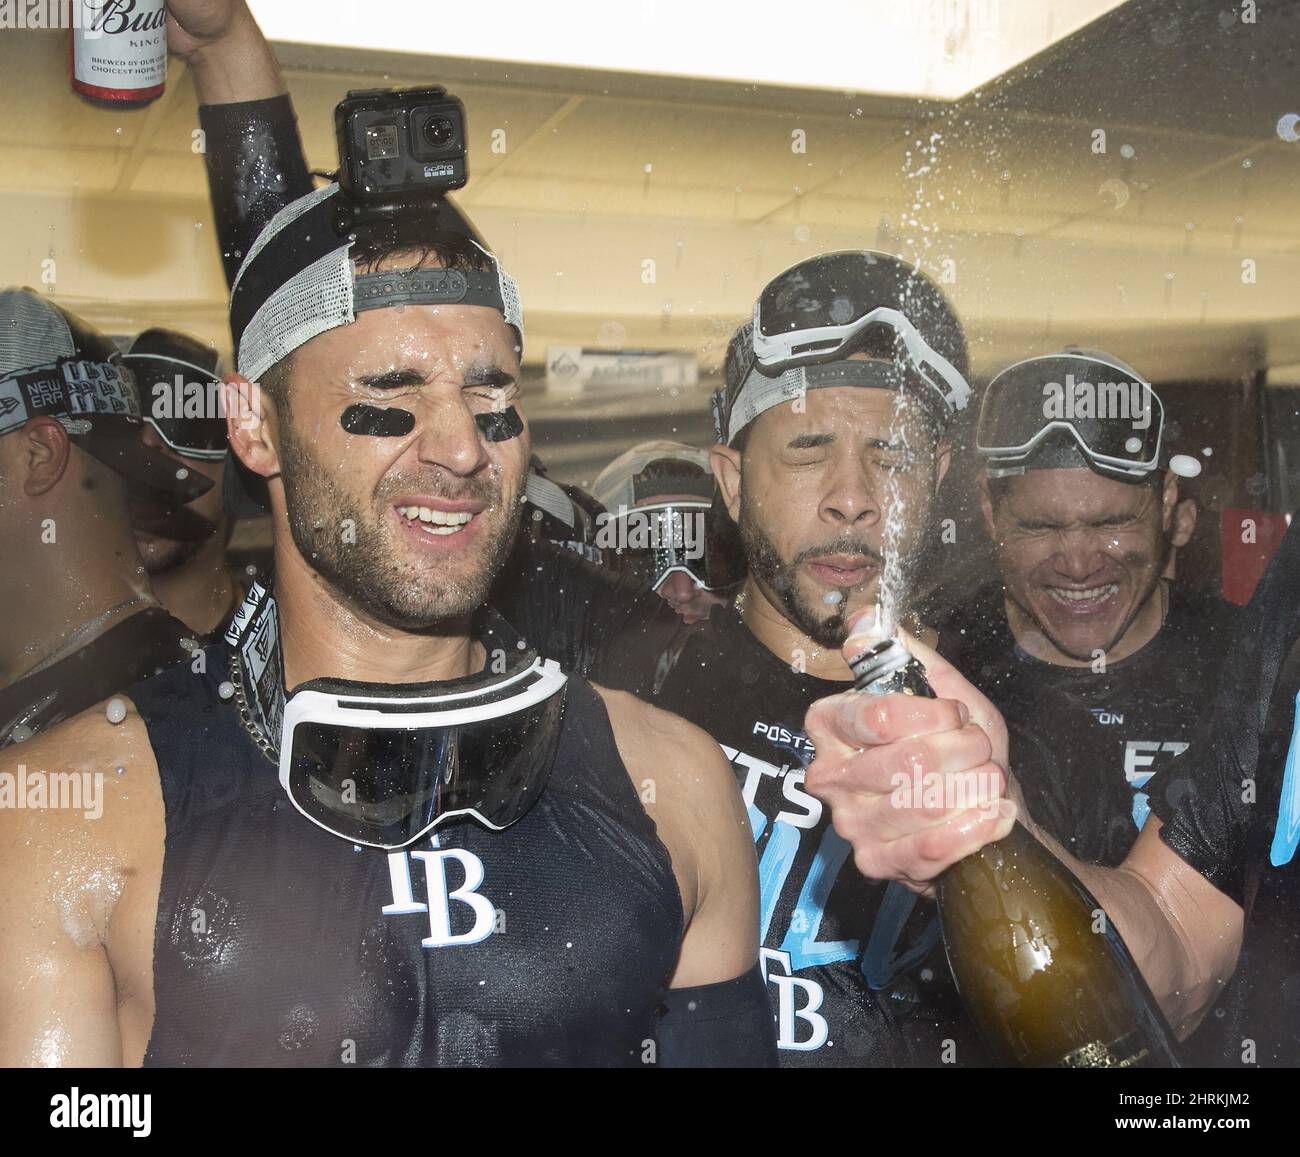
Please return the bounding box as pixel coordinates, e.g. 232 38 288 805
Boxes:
1220 508 1292 604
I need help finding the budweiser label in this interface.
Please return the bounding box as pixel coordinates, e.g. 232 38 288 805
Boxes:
72 0 167 92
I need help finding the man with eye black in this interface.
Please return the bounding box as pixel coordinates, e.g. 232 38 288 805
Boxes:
0 1 775 1069
141 2 989 1068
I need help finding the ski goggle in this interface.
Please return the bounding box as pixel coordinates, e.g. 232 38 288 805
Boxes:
976 354 1164 480
750 252 970 409
748 302 970 413
716 295 972 446
604 500 714 592
123 353 228 460
279 651 568 850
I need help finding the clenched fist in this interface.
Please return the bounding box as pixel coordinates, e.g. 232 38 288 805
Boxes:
803 610 1017 894
165 0 250 59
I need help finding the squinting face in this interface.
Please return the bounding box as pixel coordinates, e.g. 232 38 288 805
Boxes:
270 292 527 630
733 386 946 649
985 469 1172 662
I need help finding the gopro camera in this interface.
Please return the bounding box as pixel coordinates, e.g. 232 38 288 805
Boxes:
336 85 469 223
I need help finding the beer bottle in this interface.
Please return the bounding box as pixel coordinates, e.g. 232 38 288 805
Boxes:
70 0 167 108
850 636 1182 1067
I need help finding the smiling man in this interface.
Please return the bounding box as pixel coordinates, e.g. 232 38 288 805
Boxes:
595 250 984 1066
0 107 772 1064
937 349 1236 872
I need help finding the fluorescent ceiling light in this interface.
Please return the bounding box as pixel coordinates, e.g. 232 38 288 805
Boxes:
249 0 1130 101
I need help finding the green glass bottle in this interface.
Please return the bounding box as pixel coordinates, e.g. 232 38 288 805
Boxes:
849 637 1181 1067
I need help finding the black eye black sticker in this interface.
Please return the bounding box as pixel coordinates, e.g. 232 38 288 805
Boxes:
475 405 524 442
340 402 522 441
340 404 416 437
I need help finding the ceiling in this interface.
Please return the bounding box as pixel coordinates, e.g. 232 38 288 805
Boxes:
1 0 1297 484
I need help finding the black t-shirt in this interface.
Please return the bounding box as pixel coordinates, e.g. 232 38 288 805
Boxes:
594 601 987 1068
0 607 197 747
937 581 1237 868
1147 516 1300 1066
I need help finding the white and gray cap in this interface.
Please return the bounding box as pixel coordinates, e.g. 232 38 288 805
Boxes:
592 440 714 513
0 287 210 501
229 183 524 383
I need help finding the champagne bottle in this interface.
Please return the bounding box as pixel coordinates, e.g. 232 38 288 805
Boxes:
849 636 1182 1067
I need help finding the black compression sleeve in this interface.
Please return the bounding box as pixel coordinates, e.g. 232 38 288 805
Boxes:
197 95 315 288
655 965 778 1068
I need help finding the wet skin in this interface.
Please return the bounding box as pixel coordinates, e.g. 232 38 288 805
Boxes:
980 468 1177 666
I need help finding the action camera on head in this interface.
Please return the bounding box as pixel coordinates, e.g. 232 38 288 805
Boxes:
335 85 469 229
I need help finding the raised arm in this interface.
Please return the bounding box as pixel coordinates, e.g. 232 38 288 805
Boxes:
168 1 312 286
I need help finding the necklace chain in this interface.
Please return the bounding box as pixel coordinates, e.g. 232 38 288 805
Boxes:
229 649 278 764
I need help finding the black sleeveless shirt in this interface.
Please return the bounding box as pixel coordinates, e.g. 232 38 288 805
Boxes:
130 644 682 1067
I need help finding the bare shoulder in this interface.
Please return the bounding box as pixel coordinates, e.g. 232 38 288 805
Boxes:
0 697 162 928
592 683 759 985
592 683 738 806
592 684 753 920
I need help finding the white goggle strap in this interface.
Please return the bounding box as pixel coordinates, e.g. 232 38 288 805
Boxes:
141 417 229 461
470 238 524 335
979 420 1162 477
748 304 970 415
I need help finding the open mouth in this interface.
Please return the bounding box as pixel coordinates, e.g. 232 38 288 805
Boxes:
395 504 478 540
1043 582 1119 611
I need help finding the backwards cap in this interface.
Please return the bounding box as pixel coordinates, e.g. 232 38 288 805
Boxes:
0 288 210 502
592 440 714 513
715 251 969 446
230 183 523 383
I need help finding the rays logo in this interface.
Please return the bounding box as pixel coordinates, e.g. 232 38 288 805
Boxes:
383 839 496 948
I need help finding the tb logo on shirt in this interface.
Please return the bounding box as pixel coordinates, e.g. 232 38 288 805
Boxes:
382 839 495 948
761 948 829 1050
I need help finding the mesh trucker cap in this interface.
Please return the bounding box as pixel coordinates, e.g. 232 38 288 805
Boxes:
0 288 211 502
229 183 523 384
714 251 970 446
